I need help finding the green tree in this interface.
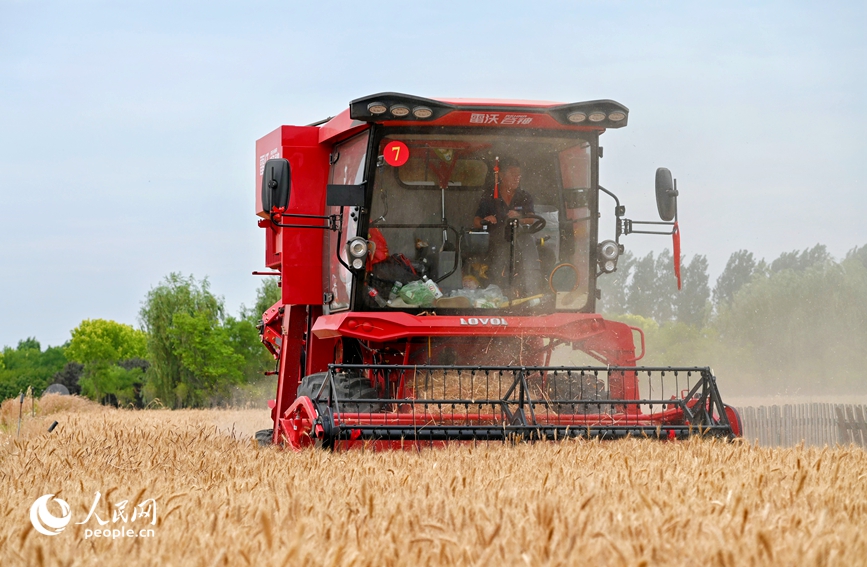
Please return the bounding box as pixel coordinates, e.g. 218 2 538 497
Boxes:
0 339 68 400
237 277 283 386
167 310 244 405
715 254 867 395
608 313 722 367
713 250 757 309
626 252 656 319
243 277 282 323
675 255 711 328
847 244 867 270
66 319 147 364
652 249 677 321
78 364 145 406
770 243 831 273
52 362 84 395
65 319 148 405
140 273 251 407
17 337 40 351
225 315 274 383
598 251 634 314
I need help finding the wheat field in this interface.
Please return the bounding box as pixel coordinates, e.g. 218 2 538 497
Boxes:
1 395 866 567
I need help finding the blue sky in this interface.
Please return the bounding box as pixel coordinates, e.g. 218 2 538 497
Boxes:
1 0 865 348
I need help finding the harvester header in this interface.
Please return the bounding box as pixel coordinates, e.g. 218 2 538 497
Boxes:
252 92 740 450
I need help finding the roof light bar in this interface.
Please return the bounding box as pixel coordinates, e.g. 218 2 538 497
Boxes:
549 100 630 128
351 93 456 122
351 93 630 128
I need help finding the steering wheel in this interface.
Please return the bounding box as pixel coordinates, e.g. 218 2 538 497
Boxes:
521 213 547 234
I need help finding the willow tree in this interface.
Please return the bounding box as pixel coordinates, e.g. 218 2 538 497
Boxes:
139 273 243 408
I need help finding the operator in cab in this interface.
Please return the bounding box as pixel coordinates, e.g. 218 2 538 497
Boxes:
472 158 543 296
473 158 535 231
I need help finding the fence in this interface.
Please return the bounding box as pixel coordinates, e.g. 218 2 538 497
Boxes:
739 404 867 447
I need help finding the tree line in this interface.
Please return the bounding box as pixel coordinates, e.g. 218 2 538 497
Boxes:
598 243 867 396
2 242 865 405
0 274 281 406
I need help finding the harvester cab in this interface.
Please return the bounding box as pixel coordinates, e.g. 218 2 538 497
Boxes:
254 93 741 450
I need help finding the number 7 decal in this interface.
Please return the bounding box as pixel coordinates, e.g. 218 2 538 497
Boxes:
383 141 409 167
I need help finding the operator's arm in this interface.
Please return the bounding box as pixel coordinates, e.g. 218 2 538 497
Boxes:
510 191 536 225
474 215 498 229
474 197 498 228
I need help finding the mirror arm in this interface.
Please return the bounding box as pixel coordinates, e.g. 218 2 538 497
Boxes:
621 219 676 236
333 208 354 273
599 185 627 244
604 181 679 238
598 185 622 211
269 209 341 231
621 183 678 236
671 178 679 216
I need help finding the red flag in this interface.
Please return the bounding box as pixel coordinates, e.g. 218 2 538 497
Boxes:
672 222 682 290
493 157 500 200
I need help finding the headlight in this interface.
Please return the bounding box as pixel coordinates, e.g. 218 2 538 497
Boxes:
588 111 607 122
567 111 587 123
367 102 387 115
603 260 616 273
412 106 433 119
351 258 365 270
390 105 410 117
598 240 619 261
608 110 626 122
347 237 369 259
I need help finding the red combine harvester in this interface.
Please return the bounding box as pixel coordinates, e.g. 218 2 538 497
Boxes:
254 93 741 449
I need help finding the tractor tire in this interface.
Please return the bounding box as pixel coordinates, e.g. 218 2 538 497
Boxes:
297 372 329 399
297 371 383 413
255 428 274 446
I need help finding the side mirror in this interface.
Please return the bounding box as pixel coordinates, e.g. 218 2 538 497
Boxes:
262 158 291 213
655 167 677 222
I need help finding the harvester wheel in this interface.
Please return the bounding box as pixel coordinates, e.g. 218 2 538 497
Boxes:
255 428 274 446
297 371 383 413
297 372 329 399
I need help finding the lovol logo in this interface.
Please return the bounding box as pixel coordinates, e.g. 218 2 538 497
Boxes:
459 317 508 326
30 494 72 536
